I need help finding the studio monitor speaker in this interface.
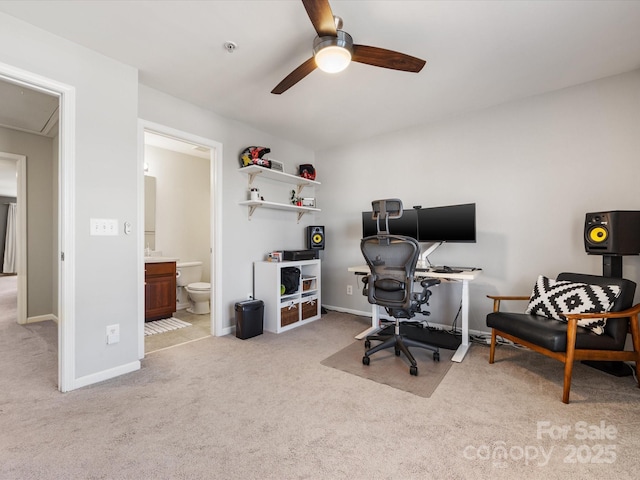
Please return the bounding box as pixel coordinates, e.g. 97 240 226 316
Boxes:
584 211 640 255
307 225 325 250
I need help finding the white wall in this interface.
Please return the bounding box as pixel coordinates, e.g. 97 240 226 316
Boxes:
144 145 211 282
5 8 637 388
138 85 316 329
317 69 640 333
0 13 140 384
0 126 54 318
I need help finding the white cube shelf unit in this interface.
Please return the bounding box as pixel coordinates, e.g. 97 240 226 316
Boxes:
254 259 321 333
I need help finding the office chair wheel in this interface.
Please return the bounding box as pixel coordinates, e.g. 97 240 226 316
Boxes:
410 365 418 376
364 340 371 348
395 348 401 356
433 352 440 362
362 355 370 366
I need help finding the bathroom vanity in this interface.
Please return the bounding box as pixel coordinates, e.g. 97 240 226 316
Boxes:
144 258 177 321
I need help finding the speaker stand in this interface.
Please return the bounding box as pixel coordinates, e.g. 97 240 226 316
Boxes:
602 255 623 278
581 255 628 376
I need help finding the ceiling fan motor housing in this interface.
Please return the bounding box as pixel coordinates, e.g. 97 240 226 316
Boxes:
313 30 354 57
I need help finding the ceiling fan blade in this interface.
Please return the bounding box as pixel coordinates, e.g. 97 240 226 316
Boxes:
352 44 426 73
271 57 317 94
302 0 337 37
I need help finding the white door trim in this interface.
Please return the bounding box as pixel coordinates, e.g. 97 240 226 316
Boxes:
0 61 76 392
137 119 224 359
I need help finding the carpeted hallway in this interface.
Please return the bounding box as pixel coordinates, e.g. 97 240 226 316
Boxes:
2 273 640 479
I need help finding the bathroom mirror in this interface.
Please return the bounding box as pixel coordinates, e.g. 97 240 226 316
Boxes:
144 175 156 251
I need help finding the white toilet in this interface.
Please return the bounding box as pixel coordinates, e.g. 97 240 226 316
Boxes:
176 261 211 314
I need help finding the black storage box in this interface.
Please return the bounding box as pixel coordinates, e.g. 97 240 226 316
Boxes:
235 299 264 339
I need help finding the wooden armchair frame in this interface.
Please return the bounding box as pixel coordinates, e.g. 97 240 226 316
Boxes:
487 295 640 403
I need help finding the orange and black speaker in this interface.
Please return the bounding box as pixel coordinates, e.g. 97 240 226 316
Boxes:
307 226 325 250
584 211 640 255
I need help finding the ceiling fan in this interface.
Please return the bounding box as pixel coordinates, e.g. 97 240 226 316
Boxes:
271 0 426 94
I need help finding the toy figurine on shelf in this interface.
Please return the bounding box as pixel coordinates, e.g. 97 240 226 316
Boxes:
290 190 302 206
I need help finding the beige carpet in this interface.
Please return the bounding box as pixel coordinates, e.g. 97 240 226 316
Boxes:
322 340 454 397
3 297 640 479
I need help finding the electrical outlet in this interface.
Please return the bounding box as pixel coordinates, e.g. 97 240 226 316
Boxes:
346 285 353 295
106 324 120 344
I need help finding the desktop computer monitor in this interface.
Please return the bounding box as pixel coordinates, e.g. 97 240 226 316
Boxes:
417 203 476 243
362 208 419 239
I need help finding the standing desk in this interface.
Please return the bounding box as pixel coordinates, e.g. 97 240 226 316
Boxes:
347 265 482 362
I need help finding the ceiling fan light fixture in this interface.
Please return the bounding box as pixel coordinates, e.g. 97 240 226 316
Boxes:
313 31 353 73
315 46 351 73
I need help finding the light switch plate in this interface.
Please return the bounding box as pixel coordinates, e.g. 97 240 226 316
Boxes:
90 218 118 236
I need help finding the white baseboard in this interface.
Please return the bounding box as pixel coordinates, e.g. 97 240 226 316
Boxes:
322 304 490 337
25 313 58 324
72 361 141 390
220 325 234 336
322 304 371 317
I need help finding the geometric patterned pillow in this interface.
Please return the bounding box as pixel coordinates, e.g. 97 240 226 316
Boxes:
525 275 620 335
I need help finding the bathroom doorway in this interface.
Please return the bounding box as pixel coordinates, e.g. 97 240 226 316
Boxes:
139 121 222 357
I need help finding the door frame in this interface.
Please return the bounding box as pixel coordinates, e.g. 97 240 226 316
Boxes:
0 61 76 392
137 119 223 358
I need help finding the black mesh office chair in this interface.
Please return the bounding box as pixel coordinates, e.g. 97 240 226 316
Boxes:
360 199 440 376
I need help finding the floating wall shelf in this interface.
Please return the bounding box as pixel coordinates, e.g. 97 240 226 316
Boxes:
238 165 321 221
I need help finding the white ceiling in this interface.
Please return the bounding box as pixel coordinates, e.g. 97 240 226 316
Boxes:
144 131 210 159
0 80 58 137
1 0 640 151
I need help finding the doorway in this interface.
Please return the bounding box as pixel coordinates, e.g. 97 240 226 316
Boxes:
0 63 75 391
138 121 222 358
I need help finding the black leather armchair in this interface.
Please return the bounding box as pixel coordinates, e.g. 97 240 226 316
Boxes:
486 272 640 403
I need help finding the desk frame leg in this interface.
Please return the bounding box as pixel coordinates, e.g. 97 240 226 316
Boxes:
355 305 381 340
451 279 470 362
355 279 472 363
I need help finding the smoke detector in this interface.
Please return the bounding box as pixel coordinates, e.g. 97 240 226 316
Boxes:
223 41 238 53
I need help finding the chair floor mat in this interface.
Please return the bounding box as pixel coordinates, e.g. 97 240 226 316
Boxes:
377 324 462 350
321 341 455 398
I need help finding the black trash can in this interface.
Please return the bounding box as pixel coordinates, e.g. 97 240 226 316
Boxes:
235 299 264 339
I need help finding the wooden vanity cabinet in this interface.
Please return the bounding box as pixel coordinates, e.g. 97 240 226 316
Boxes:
145 261 176 321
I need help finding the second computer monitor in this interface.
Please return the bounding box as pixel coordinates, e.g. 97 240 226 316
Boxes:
417 203 476 243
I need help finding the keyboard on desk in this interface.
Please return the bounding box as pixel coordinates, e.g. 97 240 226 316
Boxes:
417 266 481 274
431 267 462 274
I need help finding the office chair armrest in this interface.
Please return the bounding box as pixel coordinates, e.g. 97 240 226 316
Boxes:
420 278 441 289
361 276 369 296
486 295 531 313
412 278 440 308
